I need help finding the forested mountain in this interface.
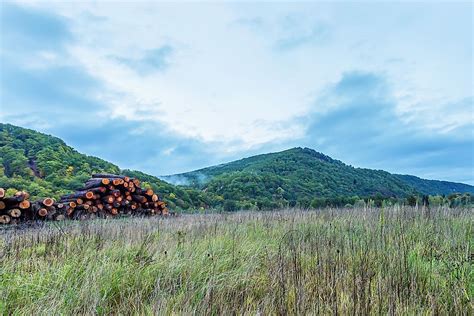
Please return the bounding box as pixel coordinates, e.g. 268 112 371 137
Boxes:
164 147 473 209
1 124 472 211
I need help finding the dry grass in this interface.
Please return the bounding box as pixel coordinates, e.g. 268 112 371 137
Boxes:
0 206 473 315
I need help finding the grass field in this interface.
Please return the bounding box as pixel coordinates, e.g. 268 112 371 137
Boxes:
0 206 472 315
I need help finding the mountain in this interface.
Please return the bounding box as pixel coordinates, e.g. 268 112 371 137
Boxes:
0 123 212 210
2 124 472 212
163 147 473 208
394 174 474 195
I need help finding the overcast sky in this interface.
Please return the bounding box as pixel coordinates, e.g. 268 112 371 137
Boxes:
1 1 473 183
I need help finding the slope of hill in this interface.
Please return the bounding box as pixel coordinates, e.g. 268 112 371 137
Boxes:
394 174 474 195
2 124 472 211
0 123 208 209
164 147 473 208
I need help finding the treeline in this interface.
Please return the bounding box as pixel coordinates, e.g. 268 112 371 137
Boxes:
213 193 473 212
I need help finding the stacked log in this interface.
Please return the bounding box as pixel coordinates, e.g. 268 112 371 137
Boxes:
0 174 168 225
58 174 168 219
0 190 33 224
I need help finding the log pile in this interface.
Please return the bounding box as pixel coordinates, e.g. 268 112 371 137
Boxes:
0 174 168 225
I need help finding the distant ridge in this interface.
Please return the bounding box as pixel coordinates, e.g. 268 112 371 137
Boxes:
163 147 474 198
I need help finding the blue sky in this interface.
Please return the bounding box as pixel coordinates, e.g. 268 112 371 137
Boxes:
1 1 473 184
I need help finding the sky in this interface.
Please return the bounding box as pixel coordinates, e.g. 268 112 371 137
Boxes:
0 1 473 184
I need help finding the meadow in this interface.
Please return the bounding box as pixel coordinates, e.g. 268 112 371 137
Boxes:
0 206 472 315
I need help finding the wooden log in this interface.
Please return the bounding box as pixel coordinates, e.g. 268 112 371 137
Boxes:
16 190 30 199
55 214 66 221
76 198 84 205
102 195 114 204
0 201 5 210
38 208 48 217
8 208 21 218
144 189 154 196
111 190 121 198
19 200 31 209
92 173 125 179
82 178 110 189
43 198 54 207
66 207 74 216
62 190 96 200
0 187 4 198
151 194 159 202
132 179 140 187
0 214 11 224
3 196 24 204
46 206 57 219
132 195 147 203
112 178 124 186
111 208 118 215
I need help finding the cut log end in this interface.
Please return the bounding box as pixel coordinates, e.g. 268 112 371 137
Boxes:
8 208 21 218
0 188 5 198
19 200 31 209
43 198 55 207
38 208 48 217
85 191 94 199
0 214 11 224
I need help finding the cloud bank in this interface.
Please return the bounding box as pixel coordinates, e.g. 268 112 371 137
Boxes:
1 1 472 183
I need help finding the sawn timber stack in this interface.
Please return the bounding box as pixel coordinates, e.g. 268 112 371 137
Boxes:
0 174 168 225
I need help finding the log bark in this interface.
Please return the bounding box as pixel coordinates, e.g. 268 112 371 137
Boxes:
92 173 125 179
132 195 147 203
82 178 110 189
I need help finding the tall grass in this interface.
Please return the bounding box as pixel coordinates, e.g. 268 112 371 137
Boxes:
0 206 472 314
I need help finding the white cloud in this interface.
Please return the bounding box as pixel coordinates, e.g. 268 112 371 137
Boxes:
13 1 473 151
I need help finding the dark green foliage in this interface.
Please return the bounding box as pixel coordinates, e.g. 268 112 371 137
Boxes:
168 147 473 209
0 123 120 199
